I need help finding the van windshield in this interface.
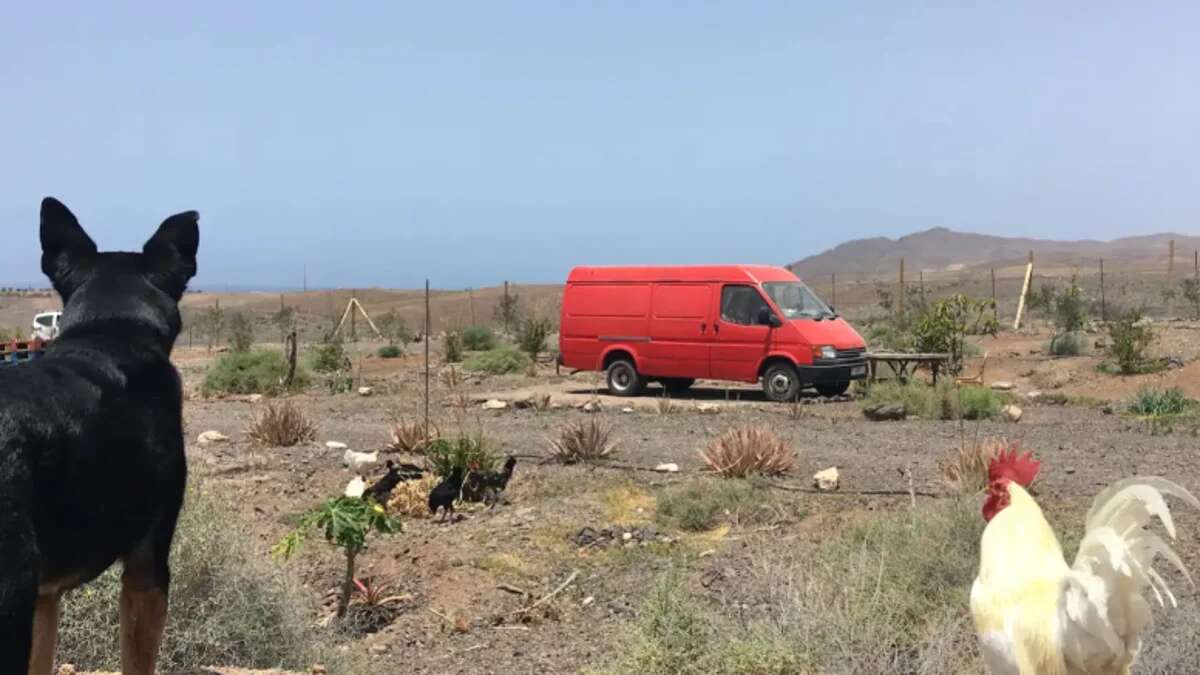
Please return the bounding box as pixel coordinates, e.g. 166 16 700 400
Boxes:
762 282 834 320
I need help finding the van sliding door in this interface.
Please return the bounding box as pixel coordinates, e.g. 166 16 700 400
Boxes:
643 283 713 379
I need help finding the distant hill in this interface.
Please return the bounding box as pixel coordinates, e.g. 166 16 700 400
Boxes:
788 227 1200 280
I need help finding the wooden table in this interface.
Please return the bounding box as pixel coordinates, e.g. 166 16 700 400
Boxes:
866 352 951 384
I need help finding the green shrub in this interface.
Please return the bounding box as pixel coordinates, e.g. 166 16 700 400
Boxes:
377 309 414 347
227 311 255 353
1128 387 1195 418
443 331 464 363
308 334 349 373
516 317 552 360
463 346 531 374
1053 273 1089 335
1048 332 1086 356
861 381 1005 421
424 435 499 477
58 486 322 670
203 349 308 396
863 323 915 351
462 325 497 351
655 480 768 532
1106 309 1156 374
910 295 998 375
377 344 403 359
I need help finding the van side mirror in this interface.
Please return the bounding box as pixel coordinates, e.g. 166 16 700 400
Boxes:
757 307 782 328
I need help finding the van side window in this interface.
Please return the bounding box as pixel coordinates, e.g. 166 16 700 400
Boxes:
720 285 770 326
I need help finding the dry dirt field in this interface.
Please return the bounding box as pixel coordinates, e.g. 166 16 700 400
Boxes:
66 319 1196 675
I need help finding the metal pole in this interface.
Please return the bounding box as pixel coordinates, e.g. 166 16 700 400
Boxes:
831 273 836 309
1099 258 1107 323
1168 240 1176 317
896 258 905 322
429 277 434 429
990 268 997 321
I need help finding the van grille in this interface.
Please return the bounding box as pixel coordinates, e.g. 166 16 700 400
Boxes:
816 347 867 367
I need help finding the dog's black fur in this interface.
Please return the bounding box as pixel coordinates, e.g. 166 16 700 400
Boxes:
0 198 198 673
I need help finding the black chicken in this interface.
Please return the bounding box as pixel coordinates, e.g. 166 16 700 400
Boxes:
462 456 517 506
364 460 425 505
427 466 466 523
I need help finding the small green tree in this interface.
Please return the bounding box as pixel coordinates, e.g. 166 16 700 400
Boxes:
516 317 551 363
227 311 255 353
377 310 413 348
911 295 998 375
273 490 400 620
1106 308 1156 374
1027 283 1057 323
271 305 297 344
1181 278 1200 320
309 332 349 373
494 287 522 334
195 304 226 351
443 330 463 363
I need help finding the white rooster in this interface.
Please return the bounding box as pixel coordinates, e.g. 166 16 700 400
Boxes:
970 444 1198 675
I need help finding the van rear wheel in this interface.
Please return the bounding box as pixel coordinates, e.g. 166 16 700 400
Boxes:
606 359 644 397
762 363 801 402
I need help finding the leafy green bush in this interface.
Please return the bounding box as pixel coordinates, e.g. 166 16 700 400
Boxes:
443 330 464 363
958 386 1006 420
424 435 499 477
462 325 497 351
655 480 768 532
1106 309 1156 374
1053 273 1089 335
863 322 915 351
1128 387 1195 418
203 350 308 396
910 295 998 375
1182 278 1200 320
463 345 531 374
377 344 403 359
58 487 323 670
227 311 255 353
308 334 349 373
377 309 414 347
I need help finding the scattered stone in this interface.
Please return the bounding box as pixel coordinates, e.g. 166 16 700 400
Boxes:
699 549 716 558
582 596 595 606
56 665 77 675
1166 356 1186 370
654 462 680 473
1026 391 1043 400
197 430 229 444
369 644 389 655
358 386 374 397
1094 338 1107 349
325 441 348 450
622 532 633 541
482 399 508 410
863 402 907 421
311 666 328 675
572 525 672 549
343 449 379 472
697 402 721 415
247 393 264 403
1003 405 1024 423
512 396 535 409
990 381 1015 391
813 467 840 492
1065 467 1076 475
622 406 635 414
1102 404 1115 415
581 400 602 413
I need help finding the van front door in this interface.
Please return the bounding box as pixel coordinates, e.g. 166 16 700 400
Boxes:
712 284 774 382
643 283 713 379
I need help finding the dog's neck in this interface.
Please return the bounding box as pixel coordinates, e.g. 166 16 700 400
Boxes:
52 316 177 369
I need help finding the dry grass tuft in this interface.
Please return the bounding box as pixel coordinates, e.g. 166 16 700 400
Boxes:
938 436 1008 494
388 418 440 454
699 425 796 477
548 418 619 464
386 474 440 518
246 402 317 447
656 394 675 415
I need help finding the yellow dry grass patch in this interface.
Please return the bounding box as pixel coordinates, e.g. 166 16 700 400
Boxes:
602 484 656 525
386 474 439 518
476 551 534 578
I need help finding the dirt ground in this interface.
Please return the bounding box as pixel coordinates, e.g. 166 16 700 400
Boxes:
153 322 1200 675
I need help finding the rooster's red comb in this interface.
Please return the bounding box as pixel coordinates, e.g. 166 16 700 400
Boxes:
987 441 1040 487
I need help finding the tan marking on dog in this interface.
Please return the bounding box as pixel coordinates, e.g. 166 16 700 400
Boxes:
28 591 61 675
119 580 168 675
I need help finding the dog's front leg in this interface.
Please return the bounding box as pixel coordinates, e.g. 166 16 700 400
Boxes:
28 591 62 675
119 564 168 675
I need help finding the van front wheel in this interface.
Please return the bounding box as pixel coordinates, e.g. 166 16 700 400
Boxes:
762 363 801 402
606 359 644 397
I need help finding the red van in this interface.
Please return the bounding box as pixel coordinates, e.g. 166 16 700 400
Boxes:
558 265 867 401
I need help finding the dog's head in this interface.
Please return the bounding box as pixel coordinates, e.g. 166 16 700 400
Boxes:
40 197 199 345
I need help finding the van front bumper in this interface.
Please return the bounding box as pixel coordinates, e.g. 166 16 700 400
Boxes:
797 361 869 384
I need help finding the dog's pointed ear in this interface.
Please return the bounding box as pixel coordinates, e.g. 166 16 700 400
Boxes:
143 210 200 299
41 197 98 297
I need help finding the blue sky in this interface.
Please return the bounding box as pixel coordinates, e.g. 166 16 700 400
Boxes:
2 2 1197 290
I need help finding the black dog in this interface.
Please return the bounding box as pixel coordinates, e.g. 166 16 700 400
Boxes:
0 198 198 674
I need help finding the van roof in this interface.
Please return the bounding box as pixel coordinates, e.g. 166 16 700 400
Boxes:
566 265 801 285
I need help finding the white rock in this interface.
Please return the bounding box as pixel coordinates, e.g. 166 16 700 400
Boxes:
325 441 348 450
622 532 633 541
654 463 681 473
197 430 229 444
813 467 840 492
482 399 508 410
622 407 635 414
246 394 264 403
697 402 721 415
357 386 374 397
344 476 366 498
581 400 602 413
343 449 379 472
1004 405 1024 423
990 381 1015 391
581 596 595 606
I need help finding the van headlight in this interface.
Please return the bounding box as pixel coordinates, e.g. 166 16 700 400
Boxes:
814 345 837 360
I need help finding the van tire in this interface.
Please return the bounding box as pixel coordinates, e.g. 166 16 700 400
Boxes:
660 378 694 395
606 359 644 397
762 363 801 402
815 381 850 398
